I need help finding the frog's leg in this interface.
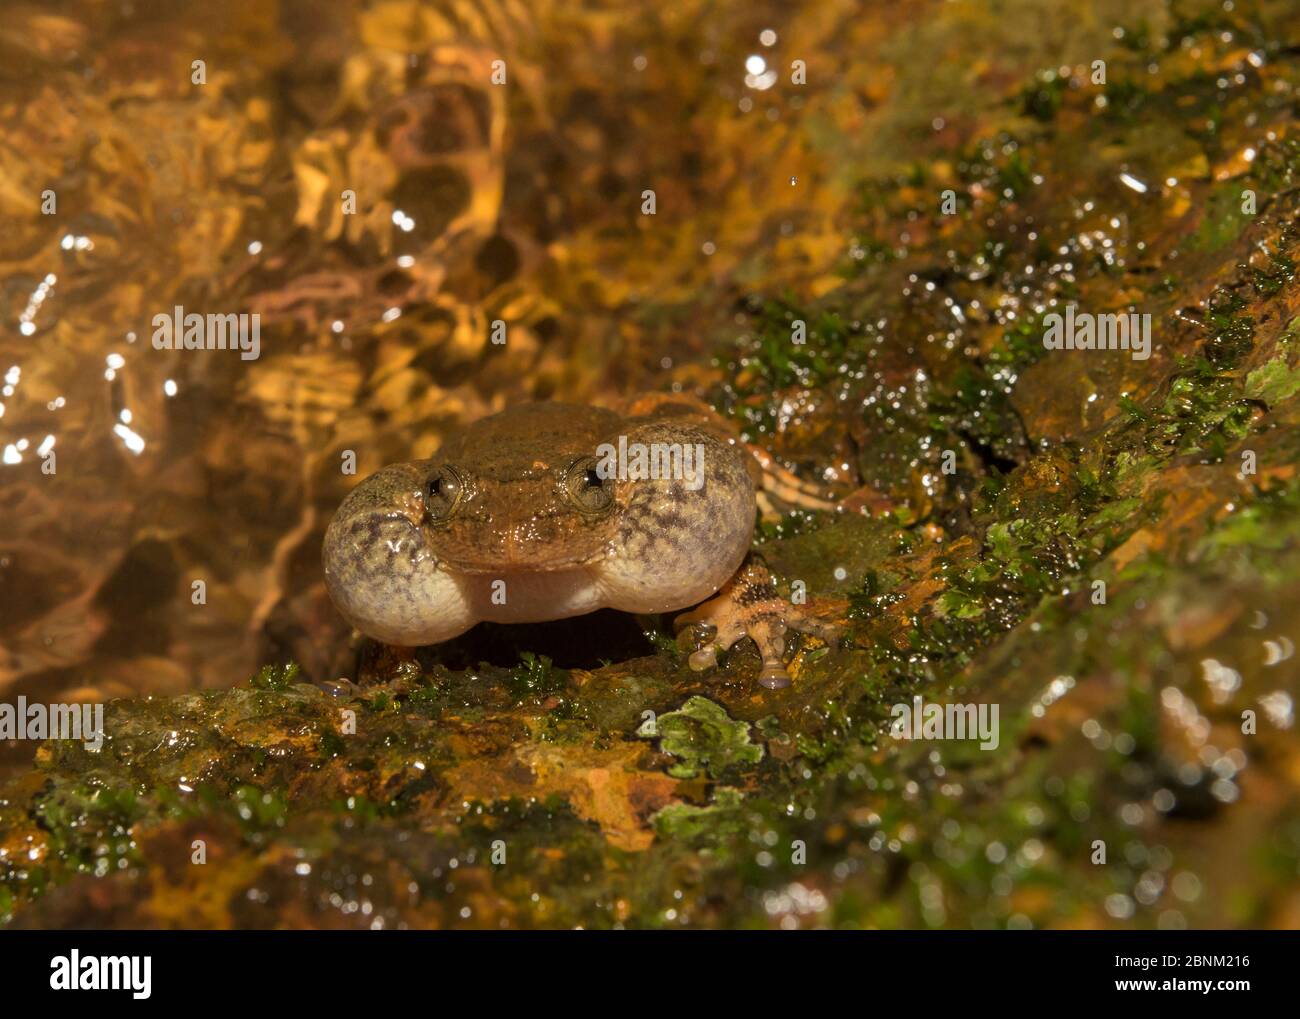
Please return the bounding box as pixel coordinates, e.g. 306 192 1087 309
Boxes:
619 391 721 422
619 392 841 517
674 559 844 689
746 445 839 516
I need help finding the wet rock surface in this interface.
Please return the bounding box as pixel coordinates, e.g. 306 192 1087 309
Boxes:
2 0 1299 928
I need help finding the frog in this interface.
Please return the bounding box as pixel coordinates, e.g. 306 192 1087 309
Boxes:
322 394 843 688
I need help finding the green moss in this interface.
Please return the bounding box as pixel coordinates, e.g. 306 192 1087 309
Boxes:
650 696 764 779
753 508 829 544
1019 71 1068 122
1199 476 1300 567
653 787 748 842
1190 183 1254 253
1120 353 1254 460
232 785 290 832
249 661 302 691
35 778 147 878
1249 137 1300 195
504 652 567 702
1245 356 1300 405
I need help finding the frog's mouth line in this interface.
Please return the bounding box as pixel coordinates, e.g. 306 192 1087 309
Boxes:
433 550 608 575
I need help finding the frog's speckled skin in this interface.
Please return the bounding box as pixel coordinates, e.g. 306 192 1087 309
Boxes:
323 401 756 647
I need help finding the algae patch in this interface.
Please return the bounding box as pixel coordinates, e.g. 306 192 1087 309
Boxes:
647 697 764 780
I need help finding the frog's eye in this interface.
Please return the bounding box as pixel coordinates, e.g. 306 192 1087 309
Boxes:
564 456 614 514
424 465 464 521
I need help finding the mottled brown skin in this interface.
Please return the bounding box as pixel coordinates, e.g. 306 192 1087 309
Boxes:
323 399 838 688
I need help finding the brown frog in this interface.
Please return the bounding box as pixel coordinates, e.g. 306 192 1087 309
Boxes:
322 395 841 688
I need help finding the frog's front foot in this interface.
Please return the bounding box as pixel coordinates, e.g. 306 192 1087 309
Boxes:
674 560 844 689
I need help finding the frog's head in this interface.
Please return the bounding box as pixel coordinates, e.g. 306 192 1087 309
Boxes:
414 403 627 573
327 406 625 582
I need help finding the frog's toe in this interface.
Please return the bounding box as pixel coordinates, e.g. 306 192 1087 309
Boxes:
680 603 791 688
748 617 792 689
673 559 840 690
681 619 746 672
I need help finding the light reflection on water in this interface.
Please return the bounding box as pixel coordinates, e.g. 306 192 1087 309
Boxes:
0 0 862 726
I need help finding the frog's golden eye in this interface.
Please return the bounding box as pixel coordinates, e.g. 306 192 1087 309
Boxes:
424 465 464 521
564 456 614 514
